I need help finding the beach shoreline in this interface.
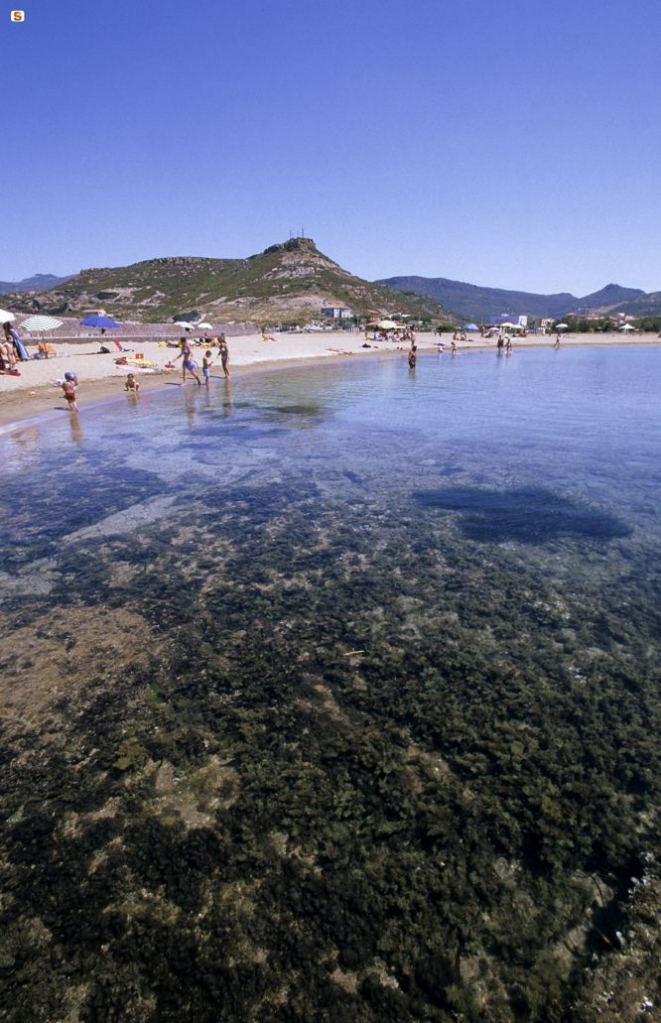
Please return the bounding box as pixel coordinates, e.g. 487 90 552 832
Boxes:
1 329 659 431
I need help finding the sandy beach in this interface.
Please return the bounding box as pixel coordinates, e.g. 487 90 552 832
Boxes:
1 328 657 430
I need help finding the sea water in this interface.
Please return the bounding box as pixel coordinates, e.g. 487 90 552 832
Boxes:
1 346 660 1020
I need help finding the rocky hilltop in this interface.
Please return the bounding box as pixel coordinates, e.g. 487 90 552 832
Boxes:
7 239 453 326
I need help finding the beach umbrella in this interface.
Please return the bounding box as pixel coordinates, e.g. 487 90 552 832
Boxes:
555 323 569 330
377 319 399 330
81 314 122 330
196 321 213 330
0 308 16 323
620 323 635 332
20 315 63 333
173 321 194 332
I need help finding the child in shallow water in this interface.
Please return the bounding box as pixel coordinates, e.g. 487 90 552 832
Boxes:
202 350 214 384
125 372 140 393
61 375 78 412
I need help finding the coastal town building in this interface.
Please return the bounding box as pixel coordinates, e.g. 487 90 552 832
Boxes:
320 306 353 320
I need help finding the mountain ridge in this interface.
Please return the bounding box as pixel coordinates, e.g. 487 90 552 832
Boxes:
377 275 648 322
4 243 661 322
0 272 74 294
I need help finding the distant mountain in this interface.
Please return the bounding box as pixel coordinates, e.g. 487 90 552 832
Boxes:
377 276 647 322
601 289 661 316
571 283 647 313
0 272 73 294
5 240 454 325
9 250 658 324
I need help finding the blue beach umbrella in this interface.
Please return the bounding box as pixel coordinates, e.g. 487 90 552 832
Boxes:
81 314 122 330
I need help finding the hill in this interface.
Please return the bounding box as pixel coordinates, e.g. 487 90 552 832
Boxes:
5 239 454 326
602 288 661 316
0 272 73 294
377 275 647 322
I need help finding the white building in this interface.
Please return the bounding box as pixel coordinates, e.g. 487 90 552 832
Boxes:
320 306 353 320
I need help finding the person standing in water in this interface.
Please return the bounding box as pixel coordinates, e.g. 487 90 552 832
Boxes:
62 372 78 412
218 335 230 379
202 350 214 385
408 345 417 369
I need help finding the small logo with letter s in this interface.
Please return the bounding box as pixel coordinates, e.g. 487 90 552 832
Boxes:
11 9 25 21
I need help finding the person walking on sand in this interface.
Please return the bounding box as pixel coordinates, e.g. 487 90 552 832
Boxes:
62 371 78 412
218 335 230 379
174 337 201 386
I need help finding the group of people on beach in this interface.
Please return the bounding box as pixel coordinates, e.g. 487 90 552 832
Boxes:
6 319 574 419
173 335 230 386
0 322 28 374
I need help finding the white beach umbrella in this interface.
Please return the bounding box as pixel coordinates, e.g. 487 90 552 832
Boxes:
620 323 635 331
196 321 213 330
173 321 195 332
555 323 569 330
0 308 16 324
20 315 63 333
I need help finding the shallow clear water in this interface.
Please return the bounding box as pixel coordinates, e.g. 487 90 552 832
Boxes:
3 346 660 558
1 346 660 1020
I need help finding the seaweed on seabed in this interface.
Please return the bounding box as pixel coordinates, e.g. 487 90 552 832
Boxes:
2 393 661 1022
413 485 631 545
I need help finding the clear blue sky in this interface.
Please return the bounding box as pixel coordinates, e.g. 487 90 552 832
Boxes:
3 0 660 295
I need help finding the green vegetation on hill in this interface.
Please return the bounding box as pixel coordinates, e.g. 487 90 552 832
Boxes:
8 239 455 327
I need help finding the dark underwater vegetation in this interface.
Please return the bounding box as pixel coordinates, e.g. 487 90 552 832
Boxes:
413 486 631 544
0 348 660 1021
